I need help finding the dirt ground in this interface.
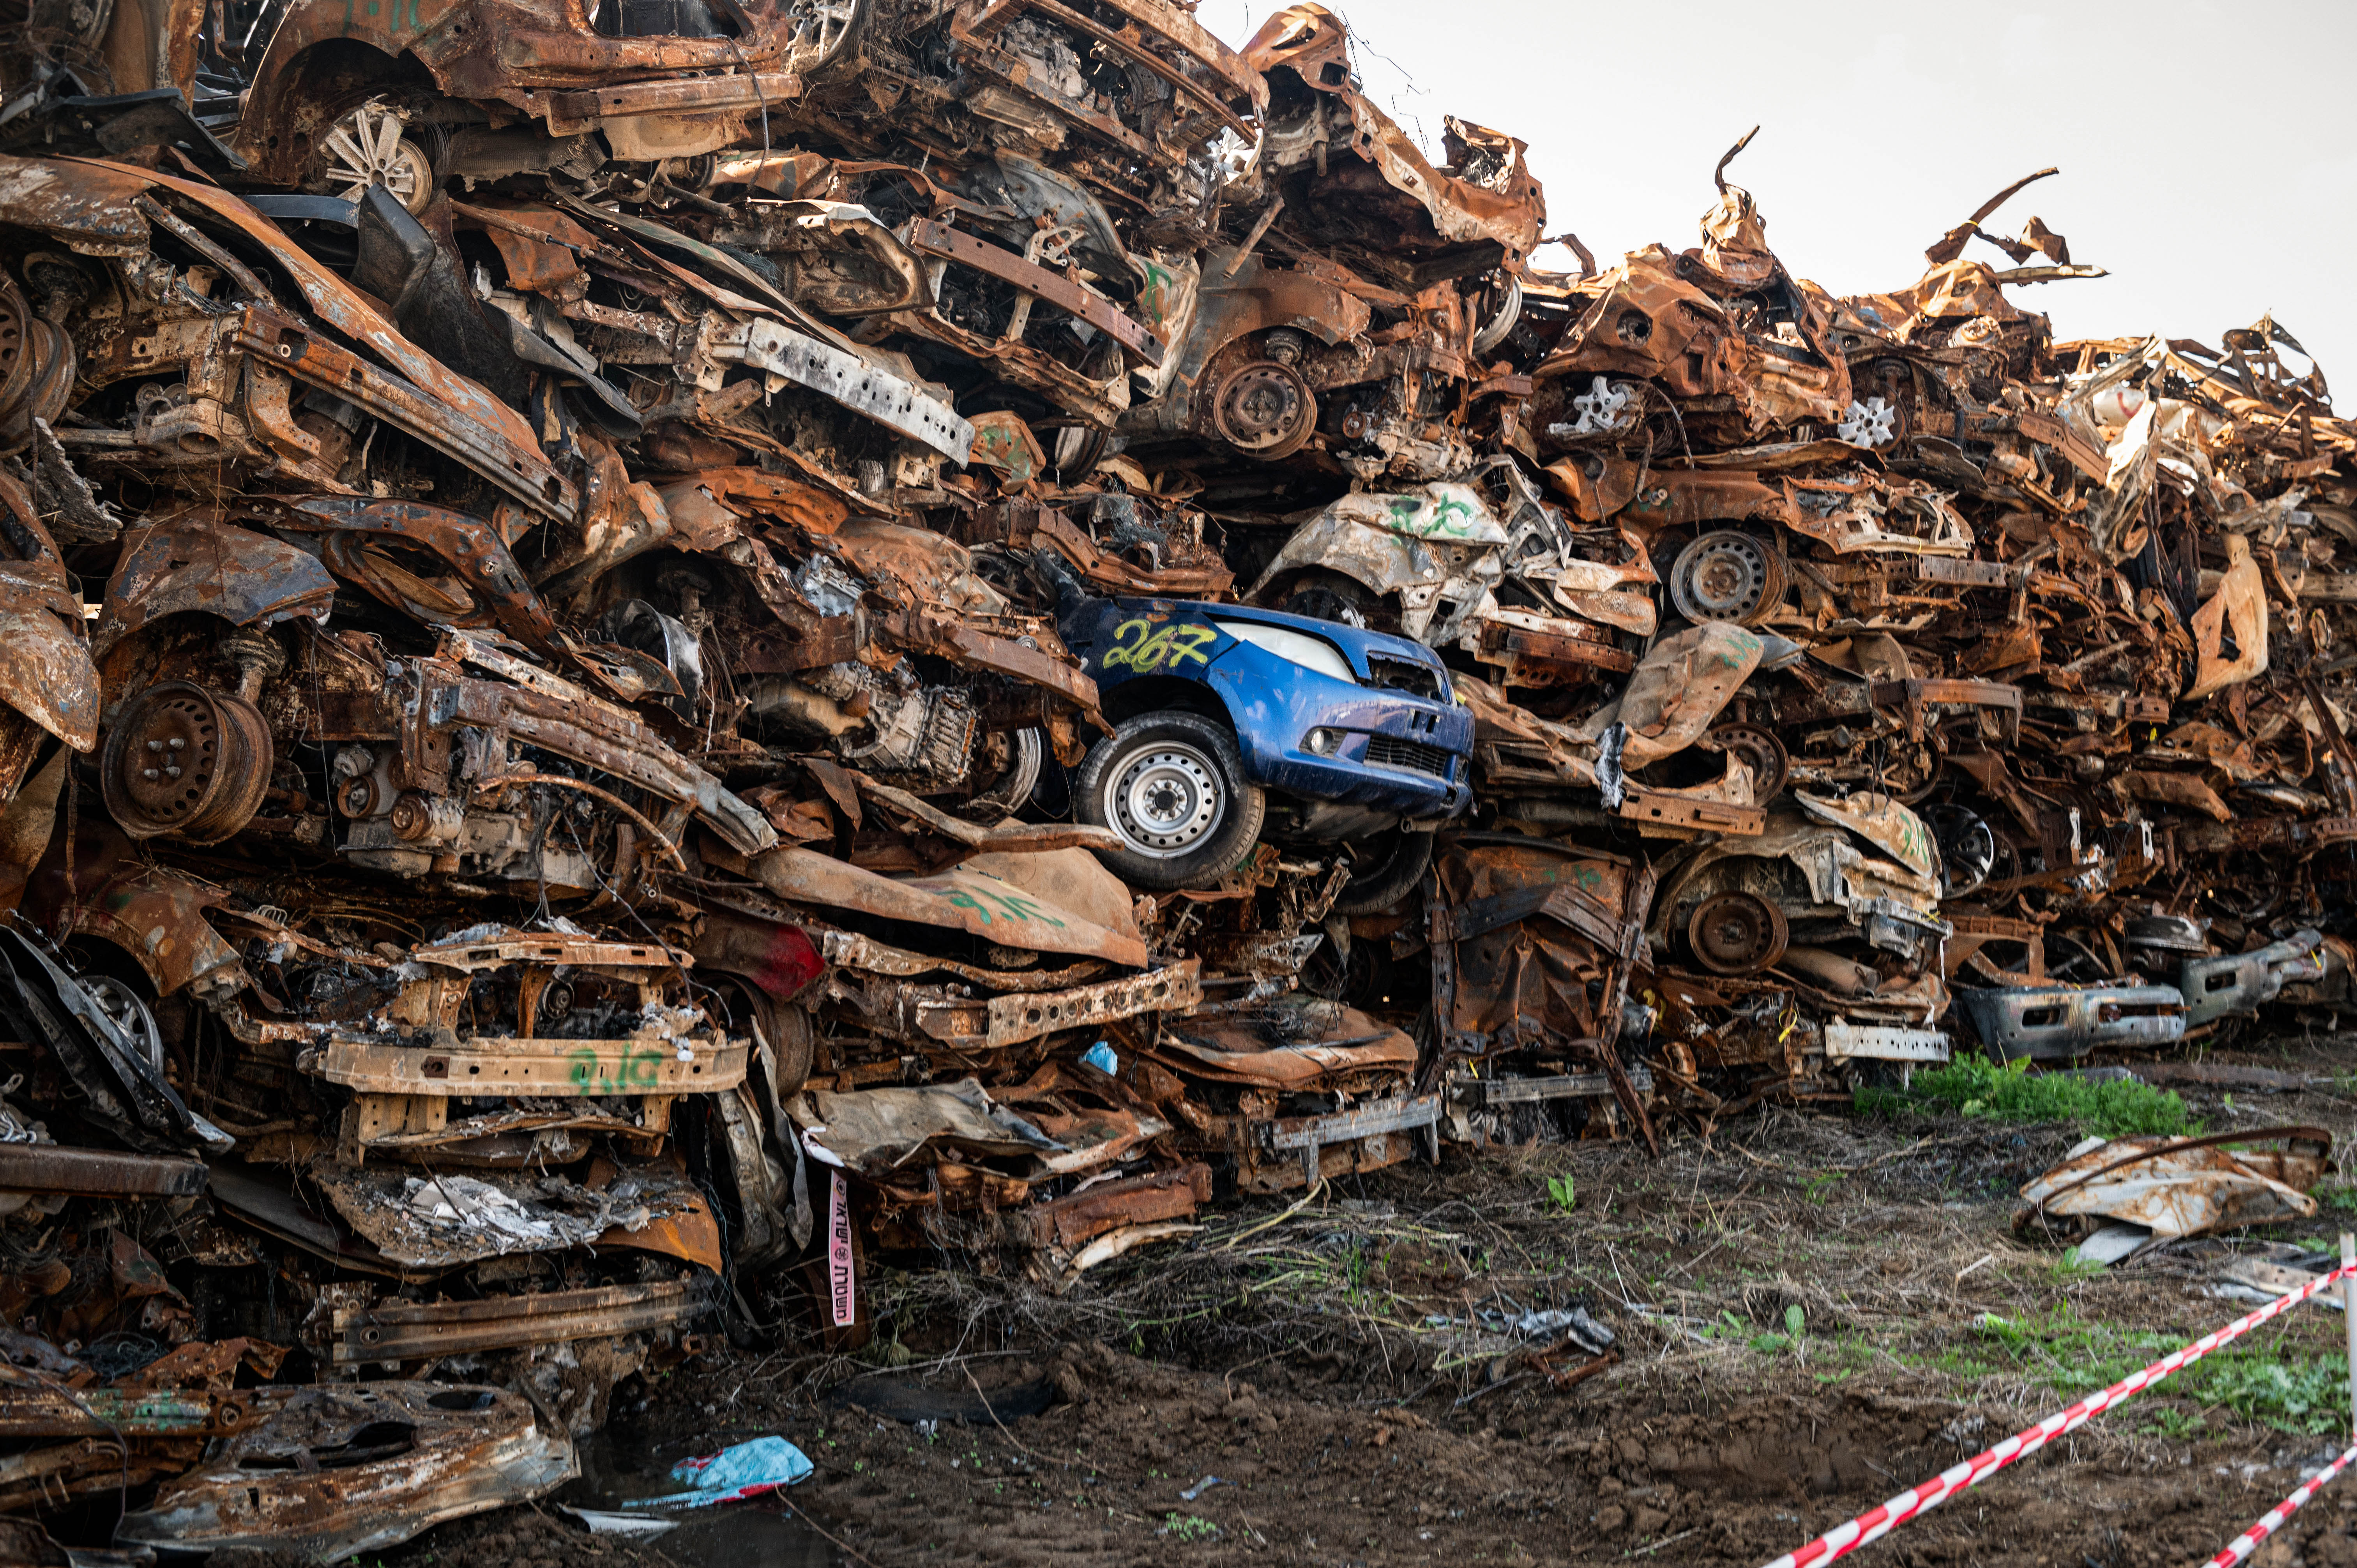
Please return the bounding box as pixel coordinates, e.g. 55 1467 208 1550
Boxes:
375 1035 2357 1568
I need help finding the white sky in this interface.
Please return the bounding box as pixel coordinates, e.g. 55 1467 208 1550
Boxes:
1194 0 2357 404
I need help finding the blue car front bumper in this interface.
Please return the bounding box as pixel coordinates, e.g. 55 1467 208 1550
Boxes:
1205 648 1470 819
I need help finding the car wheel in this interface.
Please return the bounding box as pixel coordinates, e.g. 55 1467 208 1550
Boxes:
314 100 438 215
1076 712 1265 891
783 0 868 75
1331 828 1434 916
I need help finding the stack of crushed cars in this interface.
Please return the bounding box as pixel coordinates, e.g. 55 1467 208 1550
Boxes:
0 0 2345 1552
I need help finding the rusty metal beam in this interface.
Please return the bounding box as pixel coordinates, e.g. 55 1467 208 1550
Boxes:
329 1280 703 1365
0 1144 207 1196
311 1037 747 1097
1263 1092 1442 1187
906 220 1164 367
985 961 1202 1047
543 71 801 131
0 1386 249 1437
1461 1066 1654 1105
1618 791 1766 836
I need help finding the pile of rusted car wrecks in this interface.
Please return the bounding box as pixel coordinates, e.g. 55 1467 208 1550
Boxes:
0 0 2347 1551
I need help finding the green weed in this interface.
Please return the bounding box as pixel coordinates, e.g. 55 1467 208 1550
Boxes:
1546 1173 1578 1213
2137 1407 2205 1439
1857 1055 2197 1140
1163 1513 1220 1541
2050 1247 2105 1280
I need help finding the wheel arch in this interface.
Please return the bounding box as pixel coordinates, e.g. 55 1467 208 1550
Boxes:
1249 563 1389 617
236 37 431 184
1097 674 1233 731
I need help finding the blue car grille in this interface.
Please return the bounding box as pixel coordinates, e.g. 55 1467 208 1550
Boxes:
1364 735 1453 779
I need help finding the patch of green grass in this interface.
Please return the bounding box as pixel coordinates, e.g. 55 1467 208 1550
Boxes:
1163 1513 1220 1542
2197 1356 2352 1434
1857 1054 2198 1140
1971 1307 2348 1434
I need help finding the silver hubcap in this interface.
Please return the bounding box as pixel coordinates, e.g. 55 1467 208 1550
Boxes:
1107 743 1224 858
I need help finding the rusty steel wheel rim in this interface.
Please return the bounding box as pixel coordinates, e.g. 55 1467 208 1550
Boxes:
1706 721 1790 802
1688 892 1789 976
1671 530 1783 625
1212 360 1315 459
100 681 274 844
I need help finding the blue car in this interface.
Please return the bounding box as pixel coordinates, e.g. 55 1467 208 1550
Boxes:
1055 589 1472 904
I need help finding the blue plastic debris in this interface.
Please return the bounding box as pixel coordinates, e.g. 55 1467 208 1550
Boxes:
625 1436 813 1508
1081 1041 1118 1075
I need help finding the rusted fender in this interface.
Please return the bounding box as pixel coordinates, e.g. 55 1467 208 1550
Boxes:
268 496 560 653
37 848 245 1000
93 514 336 658
1244 6 1545 263
0 558 98 750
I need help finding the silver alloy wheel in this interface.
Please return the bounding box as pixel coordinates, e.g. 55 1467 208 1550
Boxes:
1106 742 1225 858
320 102 433 215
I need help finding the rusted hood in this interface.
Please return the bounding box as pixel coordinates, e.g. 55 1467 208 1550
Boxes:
751 849 1151 968
1793 791 1939 881
1584 621 1763 768
789 1078 1067 1172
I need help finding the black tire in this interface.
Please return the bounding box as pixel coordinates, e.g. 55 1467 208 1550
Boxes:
1332 828 1434 916
1076 712 1265 891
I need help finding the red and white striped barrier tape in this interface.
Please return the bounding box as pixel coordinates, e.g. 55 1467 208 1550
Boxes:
2205 1440 2357 1568
1760 1262 2356 1568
